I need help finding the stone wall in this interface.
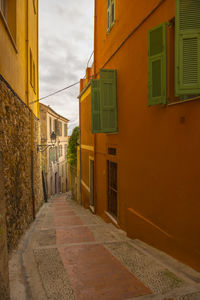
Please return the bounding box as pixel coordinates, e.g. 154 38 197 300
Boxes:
0 152 10 299
0 75 43 253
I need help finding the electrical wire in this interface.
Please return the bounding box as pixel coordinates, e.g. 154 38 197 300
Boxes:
29 81 80 105
29 50 95 105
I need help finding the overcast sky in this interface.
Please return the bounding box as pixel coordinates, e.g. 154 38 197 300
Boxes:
39 0 94 134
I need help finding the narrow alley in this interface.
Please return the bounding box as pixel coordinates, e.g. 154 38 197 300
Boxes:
9 193 200 300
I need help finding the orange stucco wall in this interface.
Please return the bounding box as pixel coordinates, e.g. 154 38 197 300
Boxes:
92 0 200 271
80 86 95 208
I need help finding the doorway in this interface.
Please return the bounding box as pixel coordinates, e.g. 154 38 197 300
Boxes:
90 159 94 207
55 172 58 194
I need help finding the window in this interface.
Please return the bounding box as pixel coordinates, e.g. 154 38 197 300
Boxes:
49 117 52 135
175 0 200 96
107 161 117 218
49 147 57 164
56 121 62 136
64 144 68 155
91 69 117 133
148 23 167 106
107 0 115 32
62 165 64 177
64 124 68 137
59 145 63 157
148 0 200 106
54 119 57 133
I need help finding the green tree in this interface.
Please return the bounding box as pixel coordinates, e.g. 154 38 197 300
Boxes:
67 126 79 166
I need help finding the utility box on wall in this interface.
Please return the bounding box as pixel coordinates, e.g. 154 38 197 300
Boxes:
0 152 10 299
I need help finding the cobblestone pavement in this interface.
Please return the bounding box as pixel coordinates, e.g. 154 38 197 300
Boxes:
9 193 200 300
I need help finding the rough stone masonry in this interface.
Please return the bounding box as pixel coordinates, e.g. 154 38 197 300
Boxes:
0 152 9 299
0 75 43 254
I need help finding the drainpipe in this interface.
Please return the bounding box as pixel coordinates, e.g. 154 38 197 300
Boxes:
25 0 29 106
93 0 97 213
79 85 82 205
26 0 35 219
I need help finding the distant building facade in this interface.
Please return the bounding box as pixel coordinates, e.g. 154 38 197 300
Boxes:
40 103 69 197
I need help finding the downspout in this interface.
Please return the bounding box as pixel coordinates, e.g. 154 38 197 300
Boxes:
26 0 35 219
93 0 97 213
36 0 39 117
30 112 35 219
79 89 82 205
25 0 29 106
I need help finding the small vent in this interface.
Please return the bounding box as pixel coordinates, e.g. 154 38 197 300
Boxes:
183 38 198 84
180 0 200 31
108 148 116 155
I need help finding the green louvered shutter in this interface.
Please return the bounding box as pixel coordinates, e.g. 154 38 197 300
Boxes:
148 23 167 106
100 69 117 133
175 0 200 95
91 79 101 133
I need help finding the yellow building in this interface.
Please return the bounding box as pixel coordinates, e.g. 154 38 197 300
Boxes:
0 0 39 116
39 103 69 197
0 0 42 259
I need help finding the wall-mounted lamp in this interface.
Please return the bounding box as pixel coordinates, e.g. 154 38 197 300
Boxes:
37 131 57 152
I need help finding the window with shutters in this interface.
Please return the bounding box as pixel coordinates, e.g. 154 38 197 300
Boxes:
91 69 117 133
64 124 68 137
49 117 52 135
58 121 62 136
54 119 62 136
107 0 115 32
148 0 200 106
148 23 167 106
175 0 200 96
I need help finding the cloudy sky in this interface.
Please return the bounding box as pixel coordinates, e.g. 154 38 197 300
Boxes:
39 0 94 134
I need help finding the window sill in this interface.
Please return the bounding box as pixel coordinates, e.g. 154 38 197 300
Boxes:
167 95 200 107
0 11 18 53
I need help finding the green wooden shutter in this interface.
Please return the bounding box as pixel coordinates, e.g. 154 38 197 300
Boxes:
148 23 167 106
91 79 101 133
107 0 110 31
60 122 63 136
175 0 200 95
110 0 115 27
100 69 117 133
54 119 58 136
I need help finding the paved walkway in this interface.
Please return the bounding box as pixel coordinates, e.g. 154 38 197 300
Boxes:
9 193 200 300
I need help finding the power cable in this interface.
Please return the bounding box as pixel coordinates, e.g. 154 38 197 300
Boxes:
29 81 80 105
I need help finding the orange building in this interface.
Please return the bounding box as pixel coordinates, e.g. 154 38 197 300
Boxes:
79 0 200 271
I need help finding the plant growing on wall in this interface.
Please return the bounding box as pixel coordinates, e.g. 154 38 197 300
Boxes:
67 126 79 166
